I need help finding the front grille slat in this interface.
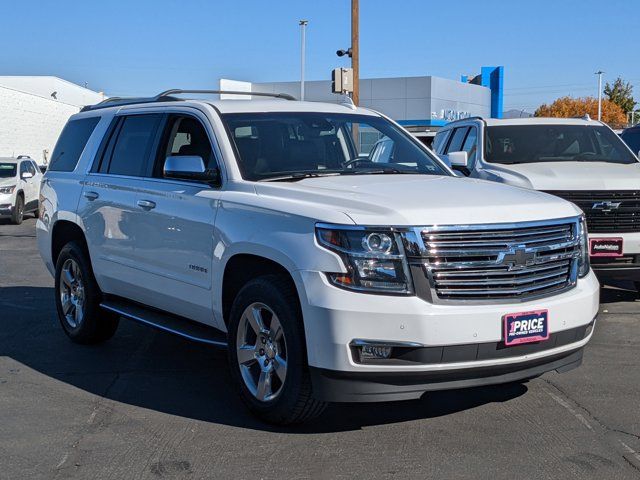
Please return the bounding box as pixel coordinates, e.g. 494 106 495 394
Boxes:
411 219 581 302
544 190 640 233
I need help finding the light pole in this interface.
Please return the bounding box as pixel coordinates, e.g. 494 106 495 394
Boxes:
299 20 308 101
595 70 604 121
351 0 359 106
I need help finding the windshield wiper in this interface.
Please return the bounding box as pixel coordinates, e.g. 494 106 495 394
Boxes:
341 167 417 175
259 172 342 182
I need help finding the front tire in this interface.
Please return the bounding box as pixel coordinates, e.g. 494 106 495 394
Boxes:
10 195 23 224
228 274 326 424
54 241 119 344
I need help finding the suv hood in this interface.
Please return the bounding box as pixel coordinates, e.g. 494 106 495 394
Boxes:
0 176 17 187
254 175 581 226
487 161 640 191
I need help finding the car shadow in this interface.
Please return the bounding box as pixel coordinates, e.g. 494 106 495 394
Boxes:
598 280 638 304
1 286 529 433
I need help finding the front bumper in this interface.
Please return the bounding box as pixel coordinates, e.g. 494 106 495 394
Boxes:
310 347 584 402
589 232 640 282
296 269 599 401
0 193 14 217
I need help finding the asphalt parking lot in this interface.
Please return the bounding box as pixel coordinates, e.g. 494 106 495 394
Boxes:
1 218 639 480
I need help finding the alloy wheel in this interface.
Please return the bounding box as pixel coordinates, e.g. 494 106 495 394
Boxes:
59 258 85 329
236 302 288 402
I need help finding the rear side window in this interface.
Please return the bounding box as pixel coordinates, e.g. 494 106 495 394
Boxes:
102 114 162 177
49 117 100 172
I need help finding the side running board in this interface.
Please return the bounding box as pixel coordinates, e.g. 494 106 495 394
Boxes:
100 297 228 348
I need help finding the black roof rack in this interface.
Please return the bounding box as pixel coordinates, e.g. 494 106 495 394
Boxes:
81 89 296 112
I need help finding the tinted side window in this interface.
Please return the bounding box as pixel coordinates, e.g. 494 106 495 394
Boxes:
105 114 162 177
19 161 29 175
154 115 216 177
622 130 640 155
49 117 100 172
445 127 470 153
461 127 478 166
432 130 450 153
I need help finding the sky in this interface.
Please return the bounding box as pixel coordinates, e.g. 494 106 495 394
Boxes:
0 0 638 113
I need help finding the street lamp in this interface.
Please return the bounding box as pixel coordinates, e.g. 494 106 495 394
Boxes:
299 20 308 101
595 70 604 121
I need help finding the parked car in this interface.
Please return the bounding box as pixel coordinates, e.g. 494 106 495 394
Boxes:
0 155 42 224
37 91 599 424
433 117 640 292
621 124 640 158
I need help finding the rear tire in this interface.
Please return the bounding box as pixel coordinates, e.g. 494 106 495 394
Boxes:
10 195 23 225
54 241 119 344
228 274 326 425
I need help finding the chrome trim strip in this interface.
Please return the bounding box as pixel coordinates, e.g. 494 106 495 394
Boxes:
350 339 424 348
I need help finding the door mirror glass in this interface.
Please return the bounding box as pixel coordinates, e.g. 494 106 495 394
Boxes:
21 171 34 179
163 156 220 184
444 151 468 167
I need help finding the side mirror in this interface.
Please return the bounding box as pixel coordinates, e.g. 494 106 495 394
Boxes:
21 171 34 179
445 151 468 168
163 156 220 185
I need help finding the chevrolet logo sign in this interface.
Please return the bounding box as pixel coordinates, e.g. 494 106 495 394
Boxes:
592 201 621 213
501 248 536 271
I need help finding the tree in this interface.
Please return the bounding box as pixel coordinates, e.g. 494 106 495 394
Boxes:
534 96 627 127
604 77 637 114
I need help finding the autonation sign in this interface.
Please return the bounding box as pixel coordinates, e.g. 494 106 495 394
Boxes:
431 109 472 122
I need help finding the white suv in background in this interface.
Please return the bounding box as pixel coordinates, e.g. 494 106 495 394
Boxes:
433 117 640 292
37 91 599 424
0 156 42 224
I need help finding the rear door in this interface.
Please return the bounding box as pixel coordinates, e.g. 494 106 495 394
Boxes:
78 113 163 299
124 109 222 325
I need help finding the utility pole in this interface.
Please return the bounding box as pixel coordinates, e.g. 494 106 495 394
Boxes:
299 20 308 101
351 0 359 106
595 70 604 121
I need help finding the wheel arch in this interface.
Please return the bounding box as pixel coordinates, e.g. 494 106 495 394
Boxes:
220 252 304 330
51 219 89 267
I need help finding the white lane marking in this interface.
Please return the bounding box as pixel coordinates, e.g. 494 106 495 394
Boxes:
544 387 594 431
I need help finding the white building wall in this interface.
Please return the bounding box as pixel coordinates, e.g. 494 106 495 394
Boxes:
0 86 81 164
241 75 492 124
0 76 104 106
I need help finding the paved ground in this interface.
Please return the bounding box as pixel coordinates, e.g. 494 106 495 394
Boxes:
1 217 639 480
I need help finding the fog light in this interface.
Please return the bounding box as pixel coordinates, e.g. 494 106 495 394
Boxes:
360 345 393 360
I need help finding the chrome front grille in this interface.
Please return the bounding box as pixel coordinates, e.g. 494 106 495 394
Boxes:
402 218 581 303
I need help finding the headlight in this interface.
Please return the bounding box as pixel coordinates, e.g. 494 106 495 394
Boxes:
316 225 414 294
0 185 16 194
578 216 590 278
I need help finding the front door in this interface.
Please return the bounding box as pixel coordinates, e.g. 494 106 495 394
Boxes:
125 112 222 326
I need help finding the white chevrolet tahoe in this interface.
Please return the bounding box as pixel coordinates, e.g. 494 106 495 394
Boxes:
37 90 599 424
0 156 42 224
433 117 640 292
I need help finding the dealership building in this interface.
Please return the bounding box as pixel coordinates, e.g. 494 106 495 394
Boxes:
220 66 504 141
0 76 105 165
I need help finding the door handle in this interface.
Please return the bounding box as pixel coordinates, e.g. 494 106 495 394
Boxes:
83 191 99 201
137 199 156 210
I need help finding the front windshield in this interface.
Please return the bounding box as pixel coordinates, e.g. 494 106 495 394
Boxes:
221 112 448 181
0 163 17 178
485 124 637 165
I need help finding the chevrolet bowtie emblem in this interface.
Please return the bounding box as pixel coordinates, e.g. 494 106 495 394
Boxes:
592 201 621 213
501 248 536 270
